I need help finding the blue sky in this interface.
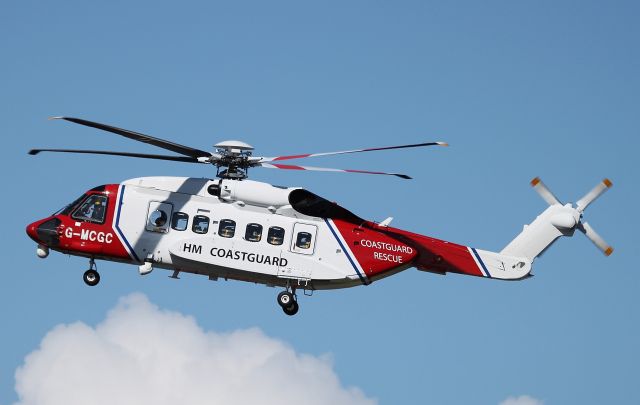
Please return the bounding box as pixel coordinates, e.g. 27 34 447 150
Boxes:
2 1 639 404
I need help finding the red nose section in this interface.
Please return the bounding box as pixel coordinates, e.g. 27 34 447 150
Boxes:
26 216 60 246
26 221 41 243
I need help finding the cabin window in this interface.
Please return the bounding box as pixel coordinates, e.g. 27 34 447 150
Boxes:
71 194 108 224
171 212 189 231
218 219 236 238
145 202 172 233
149 209 167 231
295 232 313 249
245 223 263 242
267 226 285 246
192 215 210 234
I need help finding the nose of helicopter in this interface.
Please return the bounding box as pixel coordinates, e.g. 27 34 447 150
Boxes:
26 220 42 243
26 216 60 246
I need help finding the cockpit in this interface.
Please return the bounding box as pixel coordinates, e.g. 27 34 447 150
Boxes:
27 185 113 251
56 185 109 224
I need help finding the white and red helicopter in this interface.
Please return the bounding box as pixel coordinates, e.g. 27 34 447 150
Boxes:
27 117 614 315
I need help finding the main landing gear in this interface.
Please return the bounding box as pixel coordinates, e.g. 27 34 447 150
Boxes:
83 258 100 286
277 288 299 316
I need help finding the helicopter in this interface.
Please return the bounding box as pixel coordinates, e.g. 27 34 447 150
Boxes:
26 117 614 315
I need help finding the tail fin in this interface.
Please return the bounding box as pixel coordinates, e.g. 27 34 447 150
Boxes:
501 177 614 261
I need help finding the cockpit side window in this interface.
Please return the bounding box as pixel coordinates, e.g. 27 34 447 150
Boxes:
71 195 108 224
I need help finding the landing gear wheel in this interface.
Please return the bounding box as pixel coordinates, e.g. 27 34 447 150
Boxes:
282 301 299 316
83 269 100 286
277 291 294 308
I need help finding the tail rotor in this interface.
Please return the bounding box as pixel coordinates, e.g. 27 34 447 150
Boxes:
531 177 614 257
502 177 614 260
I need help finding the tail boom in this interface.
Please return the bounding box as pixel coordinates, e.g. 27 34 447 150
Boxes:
367 178 611 281
379 226 532 280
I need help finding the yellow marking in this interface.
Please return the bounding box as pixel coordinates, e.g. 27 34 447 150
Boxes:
603 178 613 188
531 177 541 186
605 247 614 256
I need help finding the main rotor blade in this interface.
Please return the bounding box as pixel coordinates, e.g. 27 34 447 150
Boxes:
576 178 612 213
51 117 212 158
29 148 202 163
260 141 448 162
259 163 412 179
531 177 561 206
578 221 614 256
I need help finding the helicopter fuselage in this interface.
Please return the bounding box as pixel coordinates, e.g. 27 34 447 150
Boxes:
27 176 535 293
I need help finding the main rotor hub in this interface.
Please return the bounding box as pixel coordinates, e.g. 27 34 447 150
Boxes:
212 140 256 180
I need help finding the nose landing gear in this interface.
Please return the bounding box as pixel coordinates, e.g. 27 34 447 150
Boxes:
277 289 299 316
83 258 100 286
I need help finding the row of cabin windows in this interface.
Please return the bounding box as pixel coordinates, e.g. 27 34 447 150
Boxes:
66 197 311 251
167 211 312 249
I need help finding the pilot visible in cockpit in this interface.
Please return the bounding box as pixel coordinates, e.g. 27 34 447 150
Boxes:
93 201 105 220
83 204 95 219
82 200 105 221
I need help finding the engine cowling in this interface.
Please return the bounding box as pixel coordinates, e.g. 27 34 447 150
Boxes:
215 179 300 208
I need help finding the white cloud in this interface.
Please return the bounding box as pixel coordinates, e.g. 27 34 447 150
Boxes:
13 293 375 405
500 395 543 405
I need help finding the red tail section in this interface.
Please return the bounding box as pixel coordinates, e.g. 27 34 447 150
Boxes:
328 218 490 282
373 225 487 278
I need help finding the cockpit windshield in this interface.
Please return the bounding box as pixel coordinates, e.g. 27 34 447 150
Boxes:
56 185 110 217
56 194 88 216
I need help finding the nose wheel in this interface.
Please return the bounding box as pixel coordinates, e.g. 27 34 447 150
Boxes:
277 290 299 316
83 259 100 286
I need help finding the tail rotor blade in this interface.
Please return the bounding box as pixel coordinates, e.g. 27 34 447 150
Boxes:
576 179 613 212
579 221 614 256
531 177 561 206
